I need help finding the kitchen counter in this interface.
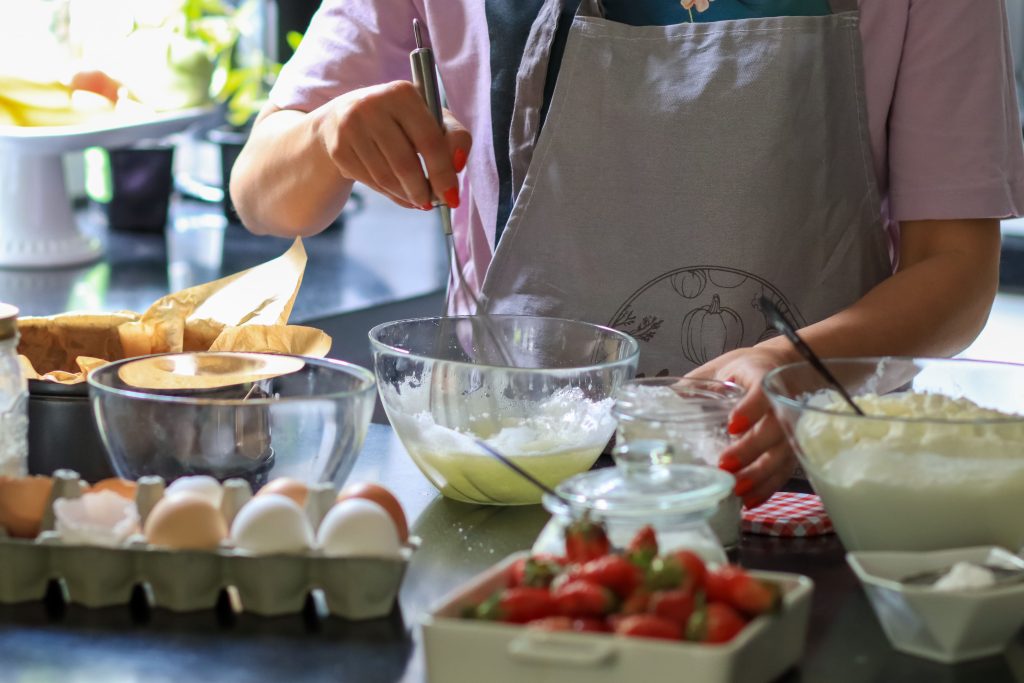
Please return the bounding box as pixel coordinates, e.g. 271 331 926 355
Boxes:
0 423 1021 683
0 190 448 324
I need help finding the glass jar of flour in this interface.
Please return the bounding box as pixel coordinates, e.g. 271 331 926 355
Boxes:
613 377 744 548
0 304 27 477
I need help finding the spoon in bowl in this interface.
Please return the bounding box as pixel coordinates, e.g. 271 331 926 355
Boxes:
757 295 864 416
471 438 575 511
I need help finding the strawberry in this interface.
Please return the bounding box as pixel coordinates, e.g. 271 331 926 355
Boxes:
619 589 651 615
627 525 659 567
572 618 611 633
578 555 642 598
553 580 617 618
508 555 564 589
724 572 781 617
703 565 742 604
649 589 696 626
645 551 705 594
614 614 682 641
687 602 747 644
477 587 557 624
564 517 611 564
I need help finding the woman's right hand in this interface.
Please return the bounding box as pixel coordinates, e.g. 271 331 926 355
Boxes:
315 80 472 210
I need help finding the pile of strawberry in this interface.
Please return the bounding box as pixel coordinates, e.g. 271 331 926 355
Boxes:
465 520 780 643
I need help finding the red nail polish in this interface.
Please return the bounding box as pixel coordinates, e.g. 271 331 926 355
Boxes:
733 478 754 497
727 413 751 435
742 496 760 510
719 454 741 473
421 202 433 211
452 148 468 173
444 187 460 209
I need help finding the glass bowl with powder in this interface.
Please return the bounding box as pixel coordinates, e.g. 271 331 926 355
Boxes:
369 316 639 505
764 357 1024 552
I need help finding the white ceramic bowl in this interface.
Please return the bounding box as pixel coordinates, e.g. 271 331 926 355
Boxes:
847 546 1024 663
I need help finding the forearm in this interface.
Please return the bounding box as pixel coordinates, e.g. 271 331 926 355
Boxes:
762 219 1001 361
230 106 353 237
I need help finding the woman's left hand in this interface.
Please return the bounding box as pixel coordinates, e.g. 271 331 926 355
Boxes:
686 343 797 509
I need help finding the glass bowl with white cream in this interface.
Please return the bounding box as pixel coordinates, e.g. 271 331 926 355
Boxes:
763 357 1024 552
369 316 639 505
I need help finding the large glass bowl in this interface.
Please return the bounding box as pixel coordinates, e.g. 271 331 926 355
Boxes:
763 357 1024 552
369 316 640 505
88 352 376 488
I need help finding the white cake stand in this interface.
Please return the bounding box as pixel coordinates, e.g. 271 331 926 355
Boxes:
0 107 216 268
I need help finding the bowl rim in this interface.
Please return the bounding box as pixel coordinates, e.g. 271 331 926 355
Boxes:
367 314 641 373
846 546 1024 598
87 352 377 406
762 356 1024 425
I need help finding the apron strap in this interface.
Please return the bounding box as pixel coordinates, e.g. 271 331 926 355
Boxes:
508 0 571 204
827 0 859 12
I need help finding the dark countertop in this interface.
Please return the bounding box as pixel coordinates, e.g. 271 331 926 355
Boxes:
0 191 448 324
1 423 1022 683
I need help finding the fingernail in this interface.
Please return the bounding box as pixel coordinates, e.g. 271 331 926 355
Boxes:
420 202 433 211
444 187 460 209
725 376 736 384
718 454 741 473
452 148 468 173
742 496 760 510
727 413 751 435
733 478 754 497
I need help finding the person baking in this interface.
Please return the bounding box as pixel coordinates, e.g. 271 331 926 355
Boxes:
230 0 1024 508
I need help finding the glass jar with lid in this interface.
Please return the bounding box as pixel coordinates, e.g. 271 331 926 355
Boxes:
613 377 744 548
533 441 735 565
0 304 28 477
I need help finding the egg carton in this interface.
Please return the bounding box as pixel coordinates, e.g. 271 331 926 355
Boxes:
0 470 414 619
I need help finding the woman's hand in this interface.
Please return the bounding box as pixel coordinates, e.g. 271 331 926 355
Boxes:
687 343 798 509
315 80 472 210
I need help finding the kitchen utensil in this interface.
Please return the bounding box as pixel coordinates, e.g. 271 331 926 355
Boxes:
763 357 1024 552
847 546 1024 663
89 353 376 488
757 295 863 416
369 315 639 505
613 377 745 547
533 440 734 564
409 19 515 368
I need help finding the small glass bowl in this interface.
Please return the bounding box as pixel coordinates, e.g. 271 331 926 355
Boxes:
89 352 376 489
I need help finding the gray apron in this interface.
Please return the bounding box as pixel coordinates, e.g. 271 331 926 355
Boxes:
480 0 892 376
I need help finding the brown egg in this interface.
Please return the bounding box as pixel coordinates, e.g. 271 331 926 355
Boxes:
0 476 53 538
336 483 408 542
256 478 309 507
144 493 227 550
90 478 137 500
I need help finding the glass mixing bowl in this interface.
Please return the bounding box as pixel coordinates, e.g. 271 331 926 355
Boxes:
89 352 376 488
763 357 1024 552
369 316 640 505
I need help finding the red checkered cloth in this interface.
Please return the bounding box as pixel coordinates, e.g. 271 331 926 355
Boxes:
742 492 834 537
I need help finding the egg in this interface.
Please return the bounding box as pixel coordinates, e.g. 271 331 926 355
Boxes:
164 475 223 507
230 493 313 555
89 478 137 500
54 490 139 547
256 477 309 507
144 493 227 550
336 483 408 542
317 498 402 559
0 476 53 538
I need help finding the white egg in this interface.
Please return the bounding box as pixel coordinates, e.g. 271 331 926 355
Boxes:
316 498 402 558
165 476 223 508
230 493 313 555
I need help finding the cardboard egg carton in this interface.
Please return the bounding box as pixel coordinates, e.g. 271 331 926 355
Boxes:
0 470 414 619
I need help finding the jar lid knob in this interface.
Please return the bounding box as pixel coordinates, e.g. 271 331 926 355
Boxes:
612 439 675 484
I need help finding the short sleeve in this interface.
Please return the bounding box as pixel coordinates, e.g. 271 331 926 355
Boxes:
888 0 1024 222
269 0 420 113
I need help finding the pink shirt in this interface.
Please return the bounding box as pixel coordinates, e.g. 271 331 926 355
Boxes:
270 1 1024 303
